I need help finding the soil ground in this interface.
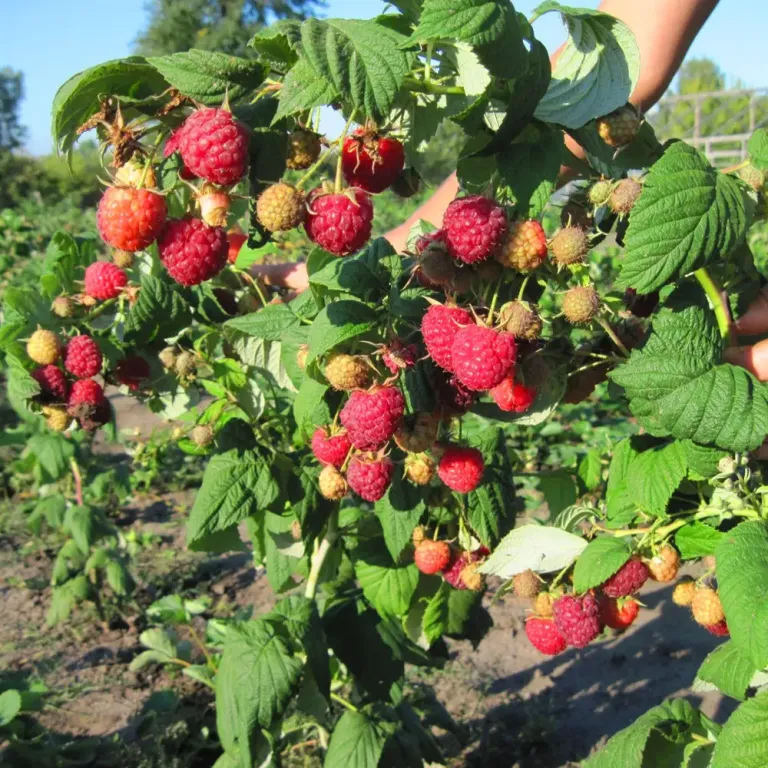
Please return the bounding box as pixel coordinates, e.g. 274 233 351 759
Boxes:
0 395 731 767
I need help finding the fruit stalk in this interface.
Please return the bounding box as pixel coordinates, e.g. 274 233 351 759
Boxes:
304 508 339 600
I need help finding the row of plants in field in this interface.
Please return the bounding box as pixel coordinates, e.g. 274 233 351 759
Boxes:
3 0 768 765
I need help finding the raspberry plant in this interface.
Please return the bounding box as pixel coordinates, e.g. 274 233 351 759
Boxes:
2 0 768 764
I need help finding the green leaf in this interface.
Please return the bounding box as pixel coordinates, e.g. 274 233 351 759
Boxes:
479 524 587 578
697 640 757 701
225 301 300 340
147 50 264 103
683 439 728 479
248 20 301 67
354 544 419 618
675 522 723 560
619 142 747 293
306 300 378 367
51 57 169 153
716 521 768 669
748 128 768 171
711 692 768 768
610 291 768 452
532 3 640 128
537 470 578 518
65 505 94 556
605 438 639 522
6 355 40 419
138 628 178 659
43 232 98 296
216 619 303 759
293 377 331 442
422 581 450 646
289 17 412 121
274 56 339 122
374 476 425 561
324 709 390 768
187 449 279 550
573 537 630 594
626 440 687 517
577 449 603 491
0 689 22 727
27 434 75 482
106 559 132 596
124 275 191 344
409 0 508 46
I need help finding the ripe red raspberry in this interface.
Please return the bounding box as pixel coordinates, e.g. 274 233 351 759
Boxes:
304 186 373 256
436 372 476 415
340 386 405 451
342 129 405 194
437 445 484 493
600 558 649 598
32 365 69 401
496 220 547 271
227 231 247 264
114 356 151 391
490 378 536 413
68 378 105 408
553 593 603 648
64 335 102 379
158 217 228 286
311 427 351 469
97 186 167 252
414 539 452 575
415 229 447 256
442 195 507 264
178 108 250 186
704 619 730 637
451 325 516 391
525 617 568 655
381 340 417 374
84 262 128 300
346 453 394 502
441 547 489 588
68 378 109 429
598 596 640 630
421 304 473 371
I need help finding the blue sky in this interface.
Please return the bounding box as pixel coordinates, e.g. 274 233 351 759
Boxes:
4 0 767 155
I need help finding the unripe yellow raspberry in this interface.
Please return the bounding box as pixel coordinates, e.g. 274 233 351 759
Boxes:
596 104 641 148
647 545 680 582
42 405 70 432
404 453 435 486
691 587 725 626
324 353 369 391
27 329 62 365
318 465 348 500
256 183 305 232
513 569 541 599
672 579 696 607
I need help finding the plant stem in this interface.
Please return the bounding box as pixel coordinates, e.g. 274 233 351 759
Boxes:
188 622 217 673
402 77 465 95
305 509 339 600
330 692 358 712
70 458 83 506
517 274 531 301
596 316 630 358
296 150 331 190
487 276 505 324
694 267 731 340
721 159 749 175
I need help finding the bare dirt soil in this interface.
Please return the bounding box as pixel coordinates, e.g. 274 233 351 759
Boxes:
0 396 731 767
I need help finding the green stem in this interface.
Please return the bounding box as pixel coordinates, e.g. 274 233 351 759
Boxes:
304 509 339 600
296 149 330 190
330 692 358 712
517 274 531 301
596 316 630 358
402 77 465 95
695 267 730 340
70 458 83 506
487 276 504 324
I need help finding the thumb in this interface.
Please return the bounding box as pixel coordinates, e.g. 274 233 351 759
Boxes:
723 338 768 382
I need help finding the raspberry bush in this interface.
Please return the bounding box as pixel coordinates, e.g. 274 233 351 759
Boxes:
2 1 768 764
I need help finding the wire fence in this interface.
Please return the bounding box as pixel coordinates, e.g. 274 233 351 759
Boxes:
647 87 768 167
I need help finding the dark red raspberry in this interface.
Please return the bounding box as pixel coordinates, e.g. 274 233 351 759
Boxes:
84 262 127 300
342 129 405 194
158 217 228 286
598 596 640 630
421 303 473 371
600 558 649 598
114 356 151 391
704 619 730 637
553 593 602 648
490 377 536 413
346 453 394 502
164 127 196 180
311 427 352 469
442 547 489 588
414 539 452 575
68 378 109 429
415 229 447 256
32 365 69 401
97 186 167 252
178 108 250 186
340 386 404 451
437 445 484 493
227 231 247 264
304 186 373 256
442 195 507 264
64 335 102 379
436 372 476 414
381 340 417 374
525 617 568 655
451 325 516 391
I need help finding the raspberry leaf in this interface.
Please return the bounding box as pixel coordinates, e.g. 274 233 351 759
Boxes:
353 541 420 618
407 0 509 47
715 521 768 669
710 692 768 768
422 582 450 646
696 641 757 702
305 300 378 371
147 50 265 103
124 276 192 344
248 20 302 69
618 143 747 293
226 301 300 340
478 524 588 579
531 3 640 129
610 292 768 452
572 537 630 594
274 57 339 123
374 476 426 561
747 128 768 171
325 709 393 768
292 378 330 442
675 522 723 560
